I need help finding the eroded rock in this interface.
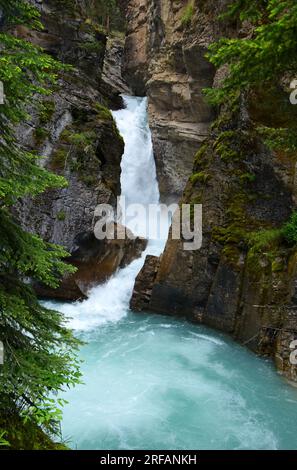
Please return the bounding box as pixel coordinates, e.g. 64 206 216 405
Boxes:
36 224 148 300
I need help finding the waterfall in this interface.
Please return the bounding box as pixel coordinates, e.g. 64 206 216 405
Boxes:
52 96 297 452
116 96 160 209
45 96 168 331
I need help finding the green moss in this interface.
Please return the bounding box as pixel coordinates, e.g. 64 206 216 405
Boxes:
194 143 209 166
60 129 72 143
210 95 241 131
239 172 256 183
181 0 195 26
0 415 68 450
69 159 82 173
94 103 113 121
272 259 285 272
80 174 98 187
212 224 246 245
211 190 252 267
51 148 68 169
191 192 203 205
214 130 241 162
78 40 104 54
34 127 49 144
190 171 211 185
68 131 96 147
247 229 282 252
39 100 55 125
246 228 283 271
56 210 66 221
282 211 297 245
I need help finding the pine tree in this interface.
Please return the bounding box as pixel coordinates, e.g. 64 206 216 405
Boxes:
204 0 297 152
0 0 81 447
205 0 297 105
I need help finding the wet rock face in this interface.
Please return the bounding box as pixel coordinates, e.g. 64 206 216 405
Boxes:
131 118 297 381
101 37 132 109
130 255 160 311
122 0 297 382
123 0 234 200
36 227 148 301
14 0 133 290
14 0 107 84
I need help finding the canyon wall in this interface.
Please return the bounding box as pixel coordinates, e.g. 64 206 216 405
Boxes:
13 0 143 299
123 0 233 200
125 0 297 383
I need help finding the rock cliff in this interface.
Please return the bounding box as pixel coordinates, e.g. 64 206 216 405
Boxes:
123 0 234 200
13 0 143 297
125 0 297 383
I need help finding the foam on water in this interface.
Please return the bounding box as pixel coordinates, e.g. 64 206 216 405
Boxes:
60 315 297 450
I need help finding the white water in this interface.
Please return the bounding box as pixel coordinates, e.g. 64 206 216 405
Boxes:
45 96 168 331
44 96 297 450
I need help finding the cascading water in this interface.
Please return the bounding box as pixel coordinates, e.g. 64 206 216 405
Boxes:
46 96 297 450
46 96 167 331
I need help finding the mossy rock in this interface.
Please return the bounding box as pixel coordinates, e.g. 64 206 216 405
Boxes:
51 148 68 170
56 210 66 221
39 100 55 125
0 415 68 450
34 127 50 145
94 103 113 121
190 171 211 185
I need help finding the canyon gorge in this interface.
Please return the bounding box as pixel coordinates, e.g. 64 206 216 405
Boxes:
2 0 297 451
18 0 297 383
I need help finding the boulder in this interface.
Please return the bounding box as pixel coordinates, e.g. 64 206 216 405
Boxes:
36 224 147 300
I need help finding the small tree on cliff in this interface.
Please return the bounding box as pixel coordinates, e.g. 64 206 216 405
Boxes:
205 0 297 105
204 0 297 152
0 0 81 446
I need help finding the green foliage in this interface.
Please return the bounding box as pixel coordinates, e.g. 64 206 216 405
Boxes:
85 0 125 33
94 103 113 120
190 171 211 185
68 131 96 147
219 0 267 23
0 0 43 29
246 228 283 270
257 126 297 152
0 0 81 443
51 148 68 170
39 100 55 125
282 211 297 245
34 127 49 144
78 39 104 54
248 229 282 253
239 172 256 183
204 0 297 105
0 414 69 449
0 430 10 447
80 174 98 187
181 0 195 26
214 131 241 161
56 210 66 221
194 144 208 165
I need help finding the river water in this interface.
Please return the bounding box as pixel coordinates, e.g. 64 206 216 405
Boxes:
46 96 297 450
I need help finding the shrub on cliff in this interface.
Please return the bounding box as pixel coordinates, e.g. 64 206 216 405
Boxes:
283 212 297 245
0 0 81 447
204 0 297 107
